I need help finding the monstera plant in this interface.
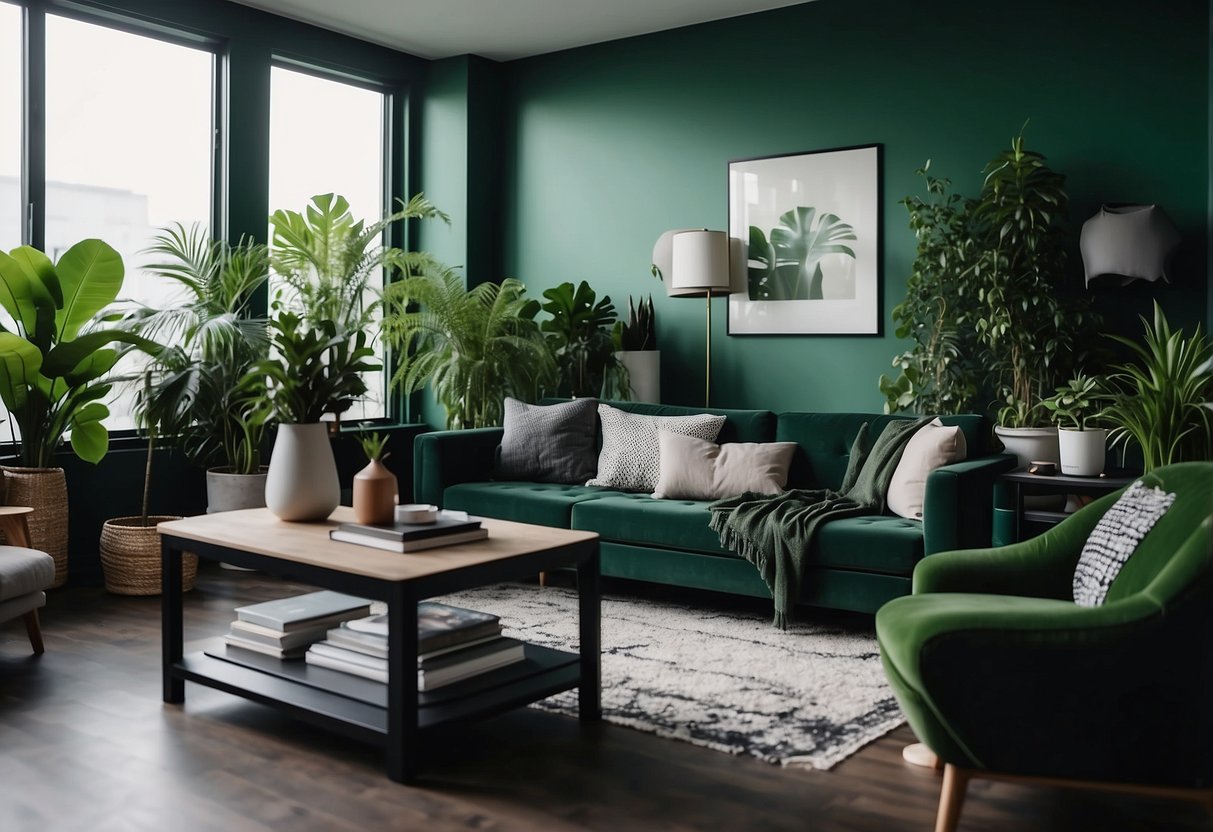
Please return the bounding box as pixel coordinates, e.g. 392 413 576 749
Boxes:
748 206 857 300
540 280 629 399
0 239 157 466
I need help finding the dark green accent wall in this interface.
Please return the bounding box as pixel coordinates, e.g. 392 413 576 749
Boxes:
499 0 1211 412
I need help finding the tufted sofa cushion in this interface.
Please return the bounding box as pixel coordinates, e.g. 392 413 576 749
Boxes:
571 494 734 557
442 482 626 528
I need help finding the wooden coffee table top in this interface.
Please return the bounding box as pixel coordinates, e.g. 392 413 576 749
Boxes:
158 508 597 582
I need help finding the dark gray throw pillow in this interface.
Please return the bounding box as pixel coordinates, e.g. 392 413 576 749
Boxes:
496 397 599 484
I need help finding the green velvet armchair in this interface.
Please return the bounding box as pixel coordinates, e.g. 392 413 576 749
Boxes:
876 462 1213 831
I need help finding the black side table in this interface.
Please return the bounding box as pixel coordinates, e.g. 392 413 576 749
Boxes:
993 468 1138 545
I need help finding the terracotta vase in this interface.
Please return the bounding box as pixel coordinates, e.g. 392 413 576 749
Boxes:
353 459 397 525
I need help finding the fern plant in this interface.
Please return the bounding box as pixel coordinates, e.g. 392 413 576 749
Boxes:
383 269 553 429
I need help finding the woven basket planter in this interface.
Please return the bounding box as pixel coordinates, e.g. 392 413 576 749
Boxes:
1 466 69 588
100 516 197 596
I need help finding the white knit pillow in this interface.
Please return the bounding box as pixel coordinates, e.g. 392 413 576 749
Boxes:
587 405 725 493
887 418 967 519
1073 481 1175 607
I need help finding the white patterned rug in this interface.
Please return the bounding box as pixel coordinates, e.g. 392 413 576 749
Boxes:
437 583 904 770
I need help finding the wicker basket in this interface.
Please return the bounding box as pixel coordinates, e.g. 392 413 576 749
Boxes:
1 466 69 588
100 516 197 596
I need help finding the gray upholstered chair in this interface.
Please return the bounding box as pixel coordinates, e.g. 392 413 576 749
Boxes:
0 507 54 654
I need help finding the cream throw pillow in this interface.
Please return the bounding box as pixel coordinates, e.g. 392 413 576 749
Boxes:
887 418 967 519
652 430 797 501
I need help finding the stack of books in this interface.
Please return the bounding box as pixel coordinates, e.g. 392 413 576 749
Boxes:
305 601 525 690
328 513 488 553
223 591 373 659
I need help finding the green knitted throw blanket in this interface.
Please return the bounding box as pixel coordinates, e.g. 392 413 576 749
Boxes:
708 417 930 628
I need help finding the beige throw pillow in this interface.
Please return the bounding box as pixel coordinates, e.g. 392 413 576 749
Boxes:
652 430 797 501
887 418 967 519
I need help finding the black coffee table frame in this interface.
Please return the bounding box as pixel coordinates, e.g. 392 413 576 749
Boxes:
160 525 601 784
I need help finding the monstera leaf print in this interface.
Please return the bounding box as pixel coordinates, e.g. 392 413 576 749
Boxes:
747 206 857 301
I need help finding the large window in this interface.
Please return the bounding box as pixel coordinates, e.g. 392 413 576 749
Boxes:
269 65 387 421
45 15 215 429
0 2 20 247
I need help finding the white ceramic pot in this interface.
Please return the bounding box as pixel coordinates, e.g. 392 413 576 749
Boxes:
616 350 661 403
1057 428 1107 476
994 426 1060 469
264 423 340 521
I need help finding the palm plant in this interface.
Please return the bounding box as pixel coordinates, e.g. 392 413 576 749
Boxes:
1100 303 1213 471
383 268 553 429
130 224 269 474
269 192 447 333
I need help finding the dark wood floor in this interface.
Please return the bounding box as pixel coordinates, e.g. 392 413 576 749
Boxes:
0 566 1207 832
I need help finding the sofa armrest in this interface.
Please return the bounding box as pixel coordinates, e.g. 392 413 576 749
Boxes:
922 453 1017 555
413 428 504 508
914 487 1124 599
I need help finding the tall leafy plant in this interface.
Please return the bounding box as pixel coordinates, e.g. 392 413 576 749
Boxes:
129 224 270 474
880 164 981 415
973 132 1093 427
384 268 553 429
1100 303 1213 471
252 192 446 426
615 295 657 351
0 240 158 466
540 280 628 398
879 132 1096 424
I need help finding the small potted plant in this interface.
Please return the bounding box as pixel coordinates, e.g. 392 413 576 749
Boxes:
353 432 396 525
1041 373 1108 476
613 294 659 402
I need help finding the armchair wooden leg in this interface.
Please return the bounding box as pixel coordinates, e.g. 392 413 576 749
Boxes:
23 609 45 654
935 764 969 832
539 571 547 587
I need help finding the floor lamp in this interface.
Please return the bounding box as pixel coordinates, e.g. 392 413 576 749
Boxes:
660 229 732 407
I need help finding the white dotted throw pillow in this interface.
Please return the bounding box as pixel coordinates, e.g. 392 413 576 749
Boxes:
1073 481 1175 607
587 404 726 493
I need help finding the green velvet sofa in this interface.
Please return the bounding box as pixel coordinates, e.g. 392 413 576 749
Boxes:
413 401 1015 614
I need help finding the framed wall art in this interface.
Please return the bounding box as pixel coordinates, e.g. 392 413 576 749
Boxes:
727 144 881 336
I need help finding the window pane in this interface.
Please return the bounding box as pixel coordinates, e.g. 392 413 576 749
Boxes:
45 15 214 431
269 66 386 421
0 2 20 248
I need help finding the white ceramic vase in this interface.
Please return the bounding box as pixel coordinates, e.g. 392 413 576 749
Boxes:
616 350 661 403
264 423 340 521
1058 428 1107 476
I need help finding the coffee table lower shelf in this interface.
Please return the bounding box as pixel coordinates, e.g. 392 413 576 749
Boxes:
174 640 581 742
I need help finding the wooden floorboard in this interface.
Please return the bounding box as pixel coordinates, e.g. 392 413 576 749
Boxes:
0 565 1207 831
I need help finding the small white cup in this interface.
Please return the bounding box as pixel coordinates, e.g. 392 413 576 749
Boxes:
395 504 440 524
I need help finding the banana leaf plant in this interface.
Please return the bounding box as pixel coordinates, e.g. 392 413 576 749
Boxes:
0 240 160 466
747 206 856 301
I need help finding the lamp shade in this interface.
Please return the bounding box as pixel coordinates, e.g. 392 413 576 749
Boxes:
669 230 731 298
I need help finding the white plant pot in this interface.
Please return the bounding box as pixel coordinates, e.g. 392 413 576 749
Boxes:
1058 428 1107 477
994 426 1060 469
616 350 661 403
264 423 340 521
